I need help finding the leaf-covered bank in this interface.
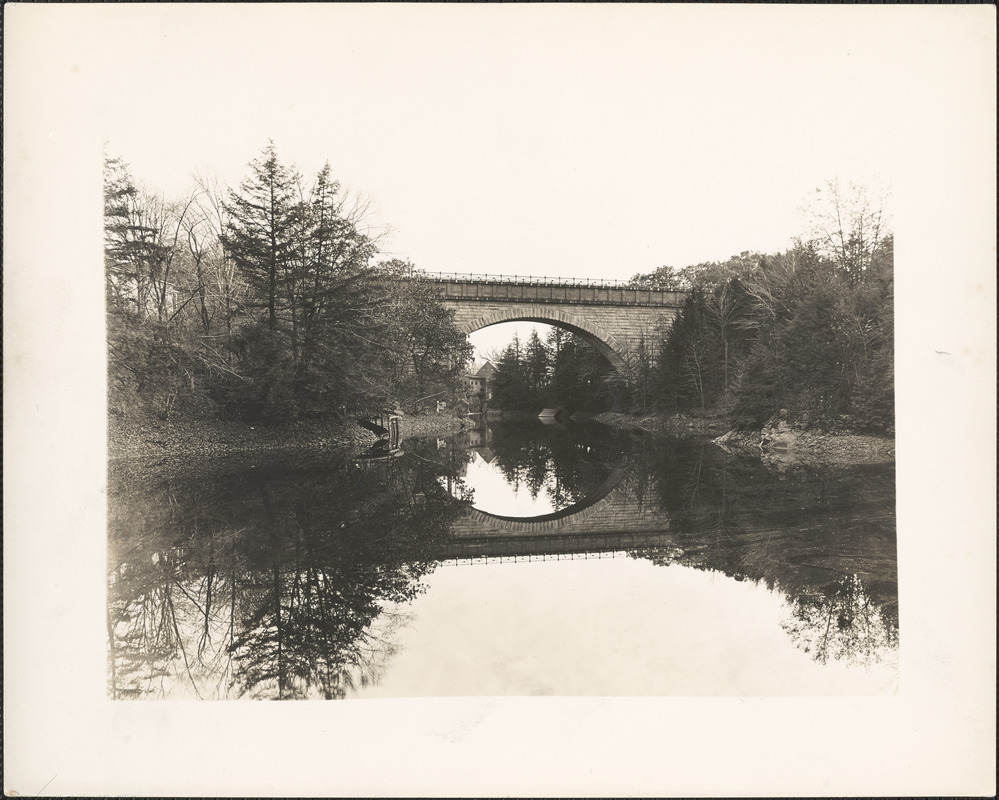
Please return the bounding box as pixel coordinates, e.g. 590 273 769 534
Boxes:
108 417 377 462
108 413 474 462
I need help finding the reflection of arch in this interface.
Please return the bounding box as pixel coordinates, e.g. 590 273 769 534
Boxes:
465 461 625 533
460 306 627 372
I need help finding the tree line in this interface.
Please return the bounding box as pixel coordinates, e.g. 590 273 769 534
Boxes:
105 142 472 424
488 327 626 414
485 180 894 434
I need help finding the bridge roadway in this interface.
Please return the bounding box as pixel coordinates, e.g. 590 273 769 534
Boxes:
418 272 687 372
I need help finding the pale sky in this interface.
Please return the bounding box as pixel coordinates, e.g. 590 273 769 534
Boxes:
470 322 545 365
10 3 932 278
354 557 898 698
463 450 559 516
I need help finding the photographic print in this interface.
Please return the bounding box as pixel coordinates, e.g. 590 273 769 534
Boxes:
101 19 901 701
5 3 995 796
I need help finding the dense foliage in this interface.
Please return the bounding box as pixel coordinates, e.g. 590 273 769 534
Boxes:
633 180 894 432
485 180 894 434
635 182 894 432
106 143 472 424
109 151 892 435
488 328 627 414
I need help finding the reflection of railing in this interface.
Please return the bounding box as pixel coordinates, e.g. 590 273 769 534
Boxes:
450 550 630 565
414 271 638 288
444 530 674 560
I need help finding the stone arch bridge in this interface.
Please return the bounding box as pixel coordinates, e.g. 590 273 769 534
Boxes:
420 272 687 372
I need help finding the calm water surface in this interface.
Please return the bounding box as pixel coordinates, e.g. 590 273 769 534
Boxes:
107 419 898 699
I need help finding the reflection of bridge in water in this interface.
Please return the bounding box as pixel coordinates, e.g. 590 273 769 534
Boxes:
445 486 676 562
440 421 676 562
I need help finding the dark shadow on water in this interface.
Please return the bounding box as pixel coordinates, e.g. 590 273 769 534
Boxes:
107 451 467 699
623 435 898 666
107 421 897 699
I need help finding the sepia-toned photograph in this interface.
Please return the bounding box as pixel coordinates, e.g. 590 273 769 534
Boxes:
5 3 995 796
103 170 901 700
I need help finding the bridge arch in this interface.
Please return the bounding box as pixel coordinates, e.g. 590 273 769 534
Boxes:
457 305 628 372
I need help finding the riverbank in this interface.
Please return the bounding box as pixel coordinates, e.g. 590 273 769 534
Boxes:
591 410 894 466
588 410 729 436
108 413 473 462
399 413 473 441
108 417 375 462
713 419 895 467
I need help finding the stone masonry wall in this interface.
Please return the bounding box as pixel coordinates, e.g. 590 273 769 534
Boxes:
443 299 679 368
431 278 685 368
449 489 671 539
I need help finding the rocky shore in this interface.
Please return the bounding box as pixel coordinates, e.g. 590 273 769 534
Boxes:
713 417 894 467
592 409 894 466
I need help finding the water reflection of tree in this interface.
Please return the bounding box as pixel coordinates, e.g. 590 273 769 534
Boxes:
484 421 629 510
107 453 464 699
403 436 475 504
625 436 898 667
781 574 898 665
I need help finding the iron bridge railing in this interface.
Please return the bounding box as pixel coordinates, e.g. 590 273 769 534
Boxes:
414 270 639 289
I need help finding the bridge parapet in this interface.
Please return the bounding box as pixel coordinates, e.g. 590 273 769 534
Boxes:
416 270 637 288
418 271 686 309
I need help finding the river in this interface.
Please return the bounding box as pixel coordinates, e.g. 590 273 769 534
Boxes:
107 417 898 699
